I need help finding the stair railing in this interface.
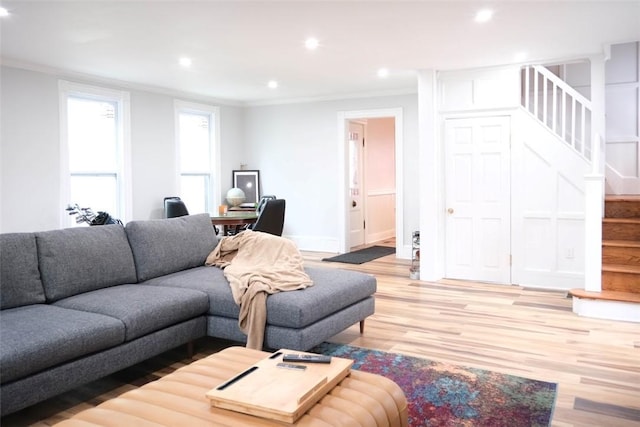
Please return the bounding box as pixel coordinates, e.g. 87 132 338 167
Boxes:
522 65 593 161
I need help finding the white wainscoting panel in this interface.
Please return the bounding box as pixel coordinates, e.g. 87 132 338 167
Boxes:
439 67 520 112
604 41 640 194
512 111 591 289
366 191 396 244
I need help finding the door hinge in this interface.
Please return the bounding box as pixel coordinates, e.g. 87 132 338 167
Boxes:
509 254 512 266
363 220 366 229
362 138 365 147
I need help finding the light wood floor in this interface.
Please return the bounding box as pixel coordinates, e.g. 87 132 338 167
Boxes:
3 246 639 426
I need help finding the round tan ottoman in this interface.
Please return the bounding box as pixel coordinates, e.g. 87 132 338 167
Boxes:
54 346 408 427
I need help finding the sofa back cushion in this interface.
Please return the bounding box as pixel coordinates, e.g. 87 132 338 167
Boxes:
36 225 138 302
0 233 46 309
126 213 218 282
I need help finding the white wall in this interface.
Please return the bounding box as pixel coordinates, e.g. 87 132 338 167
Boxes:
365 117 395 243
0 65 245 232
1 67 62 232
605 41 640 194
1 64 417 253
242 95 419 252
130 91 179 220
511 111 589 289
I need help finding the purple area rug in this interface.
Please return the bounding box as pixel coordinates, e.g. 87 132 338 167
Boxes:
312 343 557 427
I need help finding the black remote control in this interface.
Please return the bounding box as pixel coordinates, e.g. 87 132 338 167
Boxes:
282 354 332 363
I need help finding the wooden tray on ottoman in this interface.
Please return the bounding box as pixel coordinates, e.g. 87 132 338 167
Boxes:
205 349 353 423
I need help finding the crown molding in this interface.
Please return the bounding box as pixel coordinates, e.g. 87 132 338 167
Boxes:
0 57 244 107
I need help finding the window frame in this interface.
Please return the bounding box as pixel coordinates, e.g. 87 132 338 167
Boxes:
59 80 132 227
174 100 221 214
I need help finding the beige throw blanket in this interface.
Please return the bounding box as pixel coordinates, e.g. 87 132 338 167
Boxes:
205 230 313 349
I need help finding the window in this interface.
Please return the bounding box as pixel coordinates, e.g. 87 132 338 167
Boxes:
175 101 220 214
60 81 131 227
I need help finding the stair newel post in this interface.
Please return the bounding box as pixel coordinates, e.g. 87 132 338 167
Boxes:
584 133 605 293
583 55 607 294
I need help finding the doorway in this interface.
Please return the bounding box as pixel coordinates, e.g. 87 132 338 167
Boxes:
337 108 404 255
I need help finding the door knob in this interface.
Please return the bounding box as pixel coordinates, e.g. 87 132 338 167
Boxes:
352 200 357 208
447 208 454 214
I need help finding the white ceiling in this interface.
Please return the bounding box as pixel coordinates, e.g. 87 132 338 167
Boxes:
1 1 639 105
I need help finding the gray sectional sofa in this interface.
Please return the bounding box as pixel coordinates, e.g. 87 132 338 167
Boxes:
0 213 376 416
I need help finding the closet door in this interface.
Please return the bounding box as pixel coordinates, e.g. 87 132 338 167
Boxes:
445 116 511 284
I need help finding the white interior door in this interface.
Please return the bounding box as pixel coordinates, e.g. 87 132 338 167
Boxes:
445 116 511 284
348 121 365 248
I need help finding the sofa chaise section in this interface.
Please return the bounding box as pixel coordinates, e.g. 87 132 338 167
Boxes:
136 224 377 350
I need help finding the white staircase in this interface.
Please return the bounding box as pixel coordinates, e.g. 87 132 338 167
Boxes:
521 64 639 322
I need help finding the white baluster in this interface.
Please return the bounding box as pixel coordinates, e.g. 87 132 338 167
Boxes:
524 66 530 111
571 97 576 150
581 103 587 157
552 82 557 133
562 90 567 144
543 76 548 126
534 68 539 119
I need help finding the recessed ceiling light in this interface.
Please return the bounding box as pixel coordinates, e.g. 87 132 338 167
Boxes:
267 80 278 89
179 57 192 68
0 7 9 17
474 9 494 23
305 37 320 50
377 68 389 78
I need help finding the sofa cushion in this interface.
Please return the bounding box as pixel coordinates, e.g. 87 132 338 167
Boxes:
144 265 377 329
266 267 377 328
0 233 46 309
0 305 125 384
142 266 231 315
126 213 218 282
53 284 209 341
36 225 138 302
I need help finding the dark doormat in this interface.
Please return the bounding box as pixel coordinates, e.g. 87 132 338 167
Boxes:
322 245 396 264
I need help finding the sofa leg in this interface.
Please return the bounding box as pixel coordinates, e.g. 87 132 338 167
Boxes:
187 341 195 359
359 320 365 334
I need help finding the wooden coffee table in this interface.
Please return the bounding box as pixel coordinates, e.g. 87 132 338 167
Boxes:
54 346 408 426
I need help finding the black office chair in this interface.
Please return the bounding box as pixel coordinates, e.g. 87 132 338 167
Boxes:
251 199 286 236
164 197 189 218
